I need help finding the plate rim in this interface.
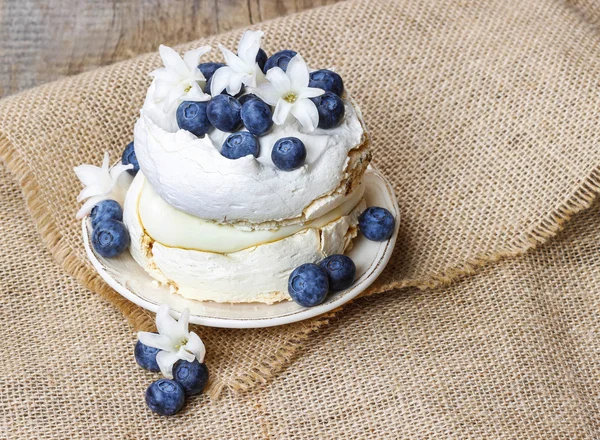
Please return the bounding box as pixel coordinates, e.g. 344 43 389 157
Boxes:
83 166 399 328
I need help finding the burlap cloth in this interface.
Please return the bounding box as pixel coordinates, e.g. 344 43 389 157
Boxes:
2 0 600 437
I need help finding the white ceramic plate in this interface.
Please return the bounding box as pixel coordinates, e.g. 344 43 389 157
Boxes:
83 167 399 328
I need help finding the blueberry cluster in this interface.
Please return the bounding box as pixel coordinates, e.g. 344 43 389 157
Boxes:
135 339 209 416
175 50 346 170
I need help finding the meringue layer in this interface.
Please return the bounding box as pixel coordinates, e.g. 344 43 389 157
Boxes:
134 81 367 225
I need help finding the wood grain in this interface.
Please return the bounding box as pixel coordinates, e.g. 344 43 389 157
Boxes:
0 0 341 98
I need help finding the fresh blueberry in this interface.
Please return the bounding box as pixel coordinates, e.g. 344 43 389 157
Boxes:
256 48 268 72
358 207 395 241
319 255 356 291
206 95 242 132
145 379 185 416
176 101 211 137
271 137 306 171
221 132 259 159
90 200 123 228
121 141 139 176
238 93 260 106
309 69 344 97
134 339 160 372
311 92 345 129
173 360 209 396
264 50 297 72
204 76 245 98
91 219 130 258
241 98 273 136
198 62 225 81
288 263 329 307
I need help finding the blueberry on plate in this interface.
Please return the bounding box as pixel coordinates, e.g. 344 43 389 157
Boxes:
255 48 268 73
198 62 225 81
176 101 211 137
238 93 260 106
145 379 185 416
221 132 259 159
173 359 209 396
309 69 344 97
271 137 306 171
91 219 130 258
264 50 297 72
358 207 396 241
288 263 330 307
311 92 345 129
121 141 139 176
206 95 242 132
134 339 160 372
241 98 273 136
319 254 356 291
90 200 123 228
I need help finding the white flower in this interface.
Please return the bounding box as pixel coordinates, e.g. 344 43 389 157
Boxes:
138 305 206 379
210 30 266 96
150 45 212 111
74 152 132 219
255 54 324 131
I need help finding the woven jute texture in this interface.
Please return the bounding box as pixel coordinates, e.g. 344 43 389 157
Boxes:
2 0 600 437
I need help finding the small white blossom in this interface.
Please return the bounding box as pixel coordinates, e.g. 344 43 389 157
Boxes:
138 305 206 379
210 30 266 96
255 54 324 131
150 45 212 111
74 152 132 219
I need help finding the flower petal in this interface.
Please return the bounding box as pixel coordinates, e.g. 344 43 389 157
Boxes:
183 45 211 72
210 66 233 96
138 332 176 352
101 152 110 171
109 163 133 182
286 54 310 89
291 98 319 132
219 45 248 73
300 87 325 99
74 164 105 187
149 67 175 82
265 67 291 93
185 331 206 363
156 350 180 379
272 99 293 125
155 304 181 338
254 83 281 106
237 30 264 67
177 347 195 363
76 195 106 219
225 72 246 96
158 45 188 77
186 82 211 102
177 308 190 335
76 184 105 202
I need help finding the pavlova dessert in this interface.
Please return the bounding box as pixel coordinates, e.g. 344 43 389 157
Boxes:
75 30 396 309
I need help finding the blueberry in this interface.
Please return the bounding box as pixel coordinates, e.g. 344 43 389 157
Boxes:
288 263 329 307
173 360 209 396
198 62 225 81
358 207 395 241
90 200 123 228
204 76 245 98
311 92 345 129
206 95 242 132
319 255 356 291
241 98 273 136
309 69 344 97
271 137 306 171
264 50 297 72
134 339 160 372
221 132 259 159
256 48 268 72
176 101 211 137
145 379 185 416
121 141 139 176
91 219 130 258
239 93 260 106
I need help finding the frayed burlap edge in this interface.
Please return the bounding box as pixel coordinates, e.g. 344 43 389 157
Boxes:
2 126 600 398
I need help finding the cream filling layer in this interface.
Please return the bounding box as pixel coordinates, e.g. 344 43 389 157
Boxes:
138 176 365 254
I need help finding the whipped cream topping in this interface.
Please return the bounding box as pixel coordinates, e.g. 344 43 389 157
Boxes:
134 81 366 224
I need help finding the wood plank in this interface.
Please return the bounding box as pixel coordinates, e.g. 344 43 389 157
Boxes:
0 0 342 98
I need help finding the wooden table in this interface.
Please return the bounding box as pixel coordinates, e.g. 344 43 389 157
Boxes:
0 0 341 98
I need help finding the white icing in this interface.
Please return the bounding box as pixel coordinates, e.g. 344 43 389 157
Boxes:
123 172 365 303
138 174 365 253
134 81 365 224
